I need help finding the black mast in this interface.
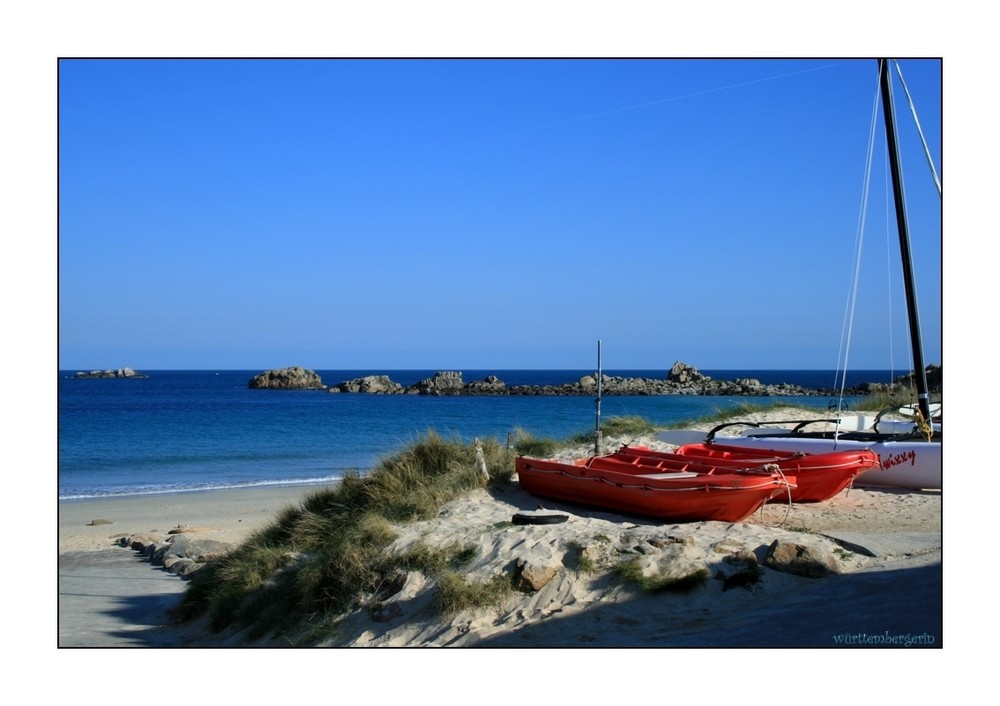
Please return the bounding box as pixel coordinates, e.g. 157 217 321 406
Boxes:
878 59 932 424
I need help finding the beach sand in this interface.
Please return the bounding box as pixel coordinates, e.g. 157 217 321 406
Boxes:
59 484 323 553
58 485 325 647
57 408 943 649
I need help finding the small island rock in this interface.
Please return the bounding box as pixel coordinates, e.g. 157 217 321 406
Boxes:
333 375 404 394
248 367 325 390
73 367 147 379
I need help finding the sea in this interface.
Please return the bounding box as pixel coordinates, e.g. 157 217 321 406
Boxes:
58 369 894 500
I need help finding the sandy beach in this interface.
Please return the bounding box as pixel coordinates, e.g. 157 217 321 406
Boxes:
58 484 325 647
56 407 944 650
59 484 323 554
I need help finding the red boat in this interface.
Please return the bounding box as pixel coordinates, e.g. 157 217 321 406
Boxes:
616 443 879 503
515 452 795 523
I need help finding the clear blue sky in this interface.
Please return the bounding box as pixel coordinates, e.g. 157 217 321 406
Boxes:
58 58 942 371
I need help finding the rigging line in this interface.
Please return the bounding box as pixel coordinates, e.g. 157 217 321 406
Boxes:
835 71 881 407
892 60 942 198
456 62 841 146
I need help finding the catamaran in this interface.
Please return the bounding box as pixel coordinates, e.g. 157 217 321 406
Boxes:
658 60 941 491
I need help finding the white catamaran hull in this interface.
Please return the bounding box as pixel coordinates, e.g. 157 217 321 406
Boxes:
706 434 941 490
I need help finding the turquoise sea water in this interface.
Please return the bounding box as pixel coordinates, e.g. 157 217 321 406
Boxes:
58 369 890 499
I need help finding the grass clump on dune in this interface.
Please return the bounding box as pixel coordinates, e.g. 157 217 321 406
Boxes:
434 571 514 616
510 426 560 457
859 388 942 416
598 415 657 438
616 559 710 593
665 402 798 430
567 415 656 444
515 416 657 455
177 432 516 641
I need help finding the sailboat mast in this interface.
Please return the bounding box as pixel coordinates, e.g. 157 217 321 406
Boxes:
878 59 932 424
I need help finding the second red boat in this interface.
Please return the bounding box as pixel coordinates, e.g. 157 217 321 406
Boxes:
615 443 879 503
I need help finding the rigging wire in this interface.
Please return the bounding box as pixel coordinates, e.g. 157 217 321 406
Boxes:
834 71 881 410
892 60 942 199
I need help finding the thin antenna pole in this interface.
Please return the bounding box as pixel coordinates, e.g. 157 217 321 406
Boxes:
594 340 602 454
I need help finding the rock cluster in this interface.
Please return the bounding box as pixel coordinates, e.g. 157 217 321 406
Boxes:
329 375 403 394
331 365 820 397
73 367 147 379
407 370 467 395
114 531 233 579
248 366 325 390
249 362 940 397
854 365 942 396
894 364 942 392
764 539 841 578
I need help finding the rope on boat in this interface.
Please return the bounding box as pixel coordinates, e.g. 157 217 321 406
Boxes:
756 463 793 528
915 409 934 442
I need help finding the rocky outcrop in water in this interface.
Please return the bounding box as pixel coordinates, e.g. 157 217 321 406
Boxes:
248 366 325 390
73 367 147 379
849 364 942 396
253 361 940 397
895 364 942 392
325 362 824 397
408 371 467 395
330 375 404 394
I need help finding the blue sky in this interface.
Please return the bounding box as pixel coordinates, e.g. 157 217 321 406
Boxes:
58 58 942 371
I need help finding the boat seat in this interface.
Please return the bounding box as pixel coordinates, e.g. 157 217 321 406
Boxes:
634 472 700 480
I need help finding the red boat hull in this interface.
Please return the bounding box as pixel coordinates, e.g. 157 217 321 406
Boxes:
515 454 793 523
620 443 879 503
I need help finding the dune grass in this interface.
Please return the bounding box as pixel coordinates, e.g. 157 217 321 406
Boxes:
859 387 942 415
513 414 661 456
662 401 807 431
434 572 514 616
509 426 561 457
177 432 516 642
566 415 657 444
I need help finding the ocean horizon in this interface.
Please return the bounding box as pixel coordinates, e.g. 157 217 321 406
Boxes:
58 368 900 499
